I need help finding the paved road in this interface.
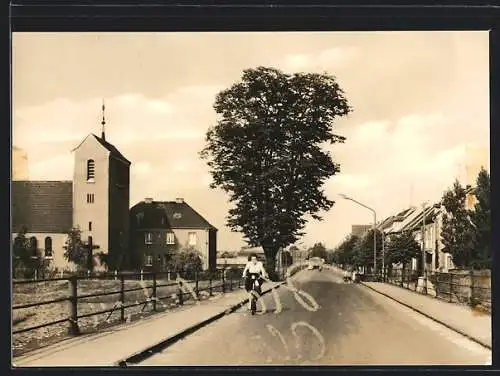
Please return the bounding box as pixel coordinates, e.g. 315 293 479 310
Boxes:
138 269 491 366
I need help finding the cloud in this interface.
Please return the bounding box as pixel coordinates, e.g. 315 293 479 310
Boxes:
278 47 359 73
29 153 73 180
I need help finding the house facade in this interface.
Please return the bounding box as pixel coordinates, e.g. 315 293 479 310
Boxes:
380 203 456 273
12 181 73 271
129 198 217 271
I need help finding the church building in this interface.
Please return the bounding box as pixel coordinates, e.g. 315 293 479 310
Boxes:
12 103 131 272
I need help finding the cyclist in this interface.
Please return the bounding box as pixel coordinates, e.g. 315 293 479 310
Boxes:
242 253 268 309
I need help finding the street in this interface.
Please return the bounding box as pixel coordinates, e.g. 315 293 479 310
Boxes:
137 269 491 366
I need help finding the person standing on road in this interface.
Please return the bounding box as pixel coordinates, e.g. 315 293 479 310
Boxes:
242 254 268 309
343 269 350 283
352 269 358 283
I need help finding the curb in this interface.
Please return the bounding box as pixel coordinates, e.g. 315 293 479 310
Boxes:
116 281 286 366
360 282 492 350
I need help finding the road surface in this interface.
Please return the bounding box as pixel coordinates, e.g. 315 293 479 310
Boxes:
137 269 491 366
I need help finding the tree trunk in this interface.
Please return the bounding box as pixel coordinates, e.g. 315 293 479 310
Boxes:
262 245 279 281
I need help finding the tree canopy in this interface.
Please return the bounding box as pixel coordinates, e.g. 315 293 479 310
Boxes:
63 227 88 270
441 180 477 269
200 67 351 278
470 167 491 269
385 231 421 269
308 242 328 260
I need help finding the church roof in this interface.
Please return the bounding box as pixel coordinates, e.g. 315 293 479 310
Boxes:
12 181 73 234
92 134 131 165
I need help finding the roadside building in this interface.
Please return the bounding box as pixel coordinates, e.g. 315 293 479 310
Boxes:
129 198 217 272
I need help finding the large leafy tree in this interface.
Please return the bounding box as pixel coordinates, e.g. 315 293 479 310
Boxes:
200 67 351 279
385 231 421 272
470 167 491 269
441 180 476 269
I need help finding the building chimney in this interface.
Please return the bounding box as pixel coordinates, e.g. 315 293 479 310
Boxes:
144 197 153 204
175 198 184 204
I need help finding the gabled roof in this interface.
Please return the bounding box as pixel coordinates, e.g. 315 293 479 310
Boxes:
12 181 73 234
72 134 131 165
130 200 217 230
400 206 439 232
92 134 131 165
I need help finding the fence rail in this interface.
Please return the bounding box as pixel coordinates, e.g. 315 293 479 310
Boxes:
385 268 491 312
12 268 244 337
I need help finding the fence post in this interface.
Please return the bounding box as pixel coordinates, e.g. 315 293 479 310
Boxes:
120 274 125 321
114 270 117 281
68 276 80 335
435 273 439 299
238 269 242 289
229 271 233 291
469 269 474 305
449 273 453 303
152 272 157 312
178 280 184 306
141 269 143 281
209 273 213 297
195 271 199 298
167 271 171 281
34 269 37 281
221 269 226 293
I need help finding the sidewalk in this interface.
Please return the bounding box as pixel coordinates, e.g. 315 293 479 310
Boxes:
362 282 492 349
13 282 283 367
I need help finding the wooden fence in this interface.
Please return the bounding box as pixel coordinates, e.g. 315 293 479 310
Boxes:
386 268 491 312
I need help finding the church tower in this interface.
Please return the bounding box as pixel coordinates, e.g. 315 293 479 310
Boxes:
72 101 131 270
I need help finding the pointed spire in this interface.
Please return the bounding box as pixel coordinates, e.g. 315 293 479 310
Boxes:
101 99 106 141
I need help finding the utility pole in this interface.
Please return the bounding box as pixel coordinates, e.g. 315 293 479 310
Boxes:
421 202 427 294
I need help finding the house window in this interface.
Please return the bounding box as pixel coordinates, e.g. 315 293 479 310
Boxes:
136 212 144 226
87 193 95 204
44 236 52 258
144 254 153 266
145 232 153 244
188 232 197 246
87 159 95 181
88 221 92 231
166 232 175 245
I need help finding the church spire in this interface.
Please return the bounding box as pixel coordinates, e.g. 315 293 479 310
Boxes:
101 99 106 141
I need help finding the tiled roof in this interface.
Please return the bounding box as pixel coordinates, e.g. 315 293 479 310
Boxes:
12 181 73 234
92 134 131 165
130 200 217 230
400 206 439 232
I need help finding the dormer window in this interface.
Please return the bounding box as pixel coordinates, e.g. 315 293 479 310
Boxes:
173 212 182 220
136 212 144 226
87 159 95 181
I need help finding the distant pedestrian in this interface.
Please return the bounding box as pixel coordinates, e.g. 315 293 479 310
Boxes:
343 269 350 283
352 270 357 283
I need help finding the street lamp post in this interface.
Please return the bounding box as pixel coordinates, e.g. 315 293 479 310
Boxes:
421 202 428 294
339 194 381 279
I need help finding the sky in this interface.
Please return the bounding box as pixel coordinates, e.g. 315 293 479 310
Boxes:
12 31 490 251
